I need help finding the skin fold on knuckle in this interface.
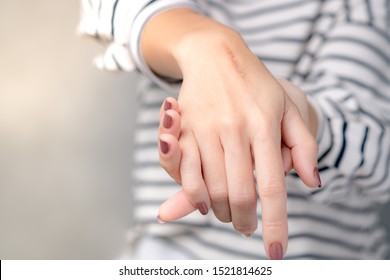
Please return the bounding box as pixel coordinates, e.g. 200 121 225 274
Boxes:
209 189 229 205
230 192 257 210
179 147 197 171
183 182 203 200
250 119 278 144
262 217 287 233
219 114 243 134
258 181 286 200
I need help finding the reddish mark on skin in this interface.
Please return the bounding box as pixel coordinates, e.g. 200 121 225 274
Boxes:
223 44 247 80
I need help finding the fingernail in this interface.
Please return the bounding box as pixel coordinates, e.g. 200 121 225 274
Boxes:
159 139 169 154
269 242 283 260
157 215 166 224
241 233 253 238
314 167 322 188
164 99 172 111
196 202 208 215
163 113 172 129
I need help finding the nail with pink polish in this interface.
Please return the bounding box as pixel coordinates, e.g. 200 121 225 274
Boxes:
163 113 173 129
164 99 172 111
159 139 169 154
269 243 283 260
196 202 208 215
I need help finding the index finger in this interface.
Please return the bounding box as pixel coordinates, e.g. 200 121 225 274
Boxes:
251 124 287 260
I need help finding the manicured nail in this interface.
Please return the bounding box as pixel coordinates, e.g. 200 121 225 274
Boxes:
314 167 322 188
157 215 166 224
163 113 172 129
164 99 172 111
241 233 253 238
269 243 283 260
196 202 208 215
159 139 169 154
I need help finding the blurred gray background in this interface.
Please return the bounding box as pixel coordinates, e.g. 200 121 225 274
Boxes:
0 0 137 259
0 0 389 259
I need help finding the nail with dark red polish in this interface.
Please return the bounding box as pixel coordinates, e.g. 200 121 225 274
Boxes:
196 202 208 215
159 139 169 154
163 113 172 129
269 243 283 260
164 99 172 111
314 167 322 188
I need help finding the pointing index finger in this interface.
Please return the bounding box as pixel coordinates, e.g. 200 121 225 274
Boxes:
251 125 287 260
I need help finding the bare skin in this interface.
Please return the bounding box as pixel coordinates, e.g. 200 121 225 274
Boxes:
141 8 320 260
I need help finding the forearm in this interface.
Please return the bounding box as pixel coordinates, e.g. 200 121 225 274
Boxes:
141 8 252 80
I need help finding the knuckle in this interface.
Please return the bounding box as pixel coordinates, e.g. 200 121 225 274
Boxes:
179 159 191 171
250 120 275 142
195 122 213 136
183 183 202 198
209 189 229 204
180 155 197 173
258 181 286 199
262 218 286 232
219 115 242 131
230 193 257 209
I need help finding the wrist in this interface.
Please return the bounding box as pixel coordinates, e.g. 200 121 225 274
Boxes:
141 8 252 80
173 23 247 75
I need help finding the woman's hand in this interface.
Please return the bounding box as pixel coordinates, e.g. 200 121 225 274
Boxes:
158 79 318 186
158 79 320 236
142 8 320 260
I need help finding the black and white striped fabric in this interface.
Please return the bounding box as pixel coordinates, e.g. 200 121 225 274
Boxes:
79 0 390 259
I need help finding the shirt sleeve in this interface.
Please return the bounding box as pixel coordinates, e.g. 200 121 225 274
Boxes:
78 0 201 92
291 0 390 205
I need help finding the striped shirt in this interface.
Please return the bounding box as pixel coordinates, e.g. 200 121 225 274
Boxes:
79 0 390 259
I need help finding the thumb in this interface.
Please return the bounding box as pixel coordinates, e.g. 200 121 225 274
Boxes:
158 190 197 222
